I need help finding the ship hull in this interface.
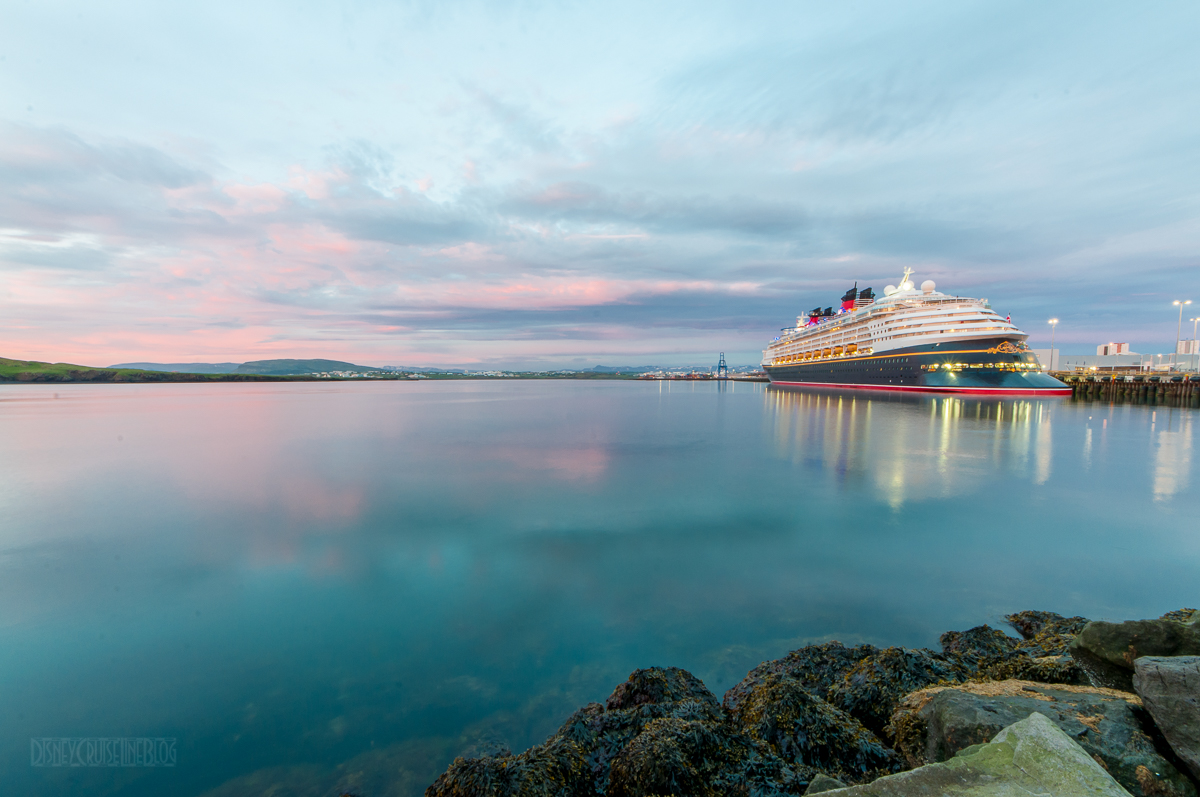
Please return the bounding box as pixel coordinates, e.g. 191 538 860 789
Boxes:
764 338 1071 395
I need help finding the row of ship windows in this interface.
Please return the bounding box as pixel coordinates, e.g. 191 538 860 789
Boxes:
921 363 1039 372
771 345 867 364
793 322 1003 346
889 319 1000 332
884 326 1005 341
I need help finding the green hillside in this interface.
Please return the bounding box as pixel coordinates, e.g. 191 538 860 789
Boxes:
0 356 290 383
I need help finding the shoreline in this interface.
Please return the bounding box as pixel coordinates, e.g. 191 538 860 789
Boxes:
426 608 1200 797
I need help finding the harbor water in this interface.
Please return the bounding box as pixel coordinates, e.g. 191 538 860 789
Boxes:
0 380 1195 796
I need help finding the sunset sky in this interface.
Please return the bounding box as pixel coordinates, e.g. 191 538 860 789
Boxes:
2 1 1198 368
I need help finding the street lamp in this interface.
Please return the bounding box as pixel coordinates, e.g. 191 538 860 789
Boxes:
1047 319 1059 371
1192 316 1199 372
1173 300 1192 370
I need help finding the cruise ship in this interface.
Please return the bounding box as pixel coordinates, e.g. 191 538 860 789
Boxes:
762 269 1071 395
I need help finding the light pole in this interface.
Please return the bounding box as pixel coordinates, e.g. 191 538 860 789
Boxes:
1192 316 1199 372
1172 300 1192 370
1047 318 1059 371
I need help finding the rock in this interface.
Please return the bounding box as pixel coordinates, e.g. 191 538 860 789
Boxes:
887 680 1194 797
1134 656 1200 781
727 671 899 782
607 716 805 797
1006 610 1090 643
1159 609 1199 624
940 626 1020 674
607 718 718 797
724 642 880 714
805 774 847 793
814 711 1132 797
605 666 719 711
1071 615 1200 691
552 667 806 797
962 611 1091 685
826 647 964 735
426 736 591 797
554 697 723 793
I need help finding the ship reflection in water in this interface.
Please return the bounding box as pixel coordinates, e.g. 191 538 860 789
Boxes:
766 385 1194 505
0 381 1196 797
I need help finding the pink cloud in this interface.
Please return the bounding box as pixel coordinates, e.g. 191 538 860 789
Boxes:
0 126 777 367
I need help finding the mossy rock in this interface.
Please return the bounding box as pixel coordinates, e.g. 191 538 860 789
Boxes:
608 716 807 797
886 680 1194 797
1070 614 1200 690
724 642 880 714
1005 611 1090 643
606 666 720 711
940 625 1020 674
816 712 1132 797
554 698 721 793
827 647 964 735
426 737 590 797
728 672 898 782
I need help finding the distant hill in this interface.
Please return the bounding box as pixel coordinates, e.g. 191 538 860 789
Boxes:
110 362 242 374
1 356 292 383
235 359 377 375
589 365 657 373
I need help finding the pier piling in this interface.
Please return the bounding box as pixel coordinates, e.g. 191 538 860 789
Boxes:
1052 373 1200 407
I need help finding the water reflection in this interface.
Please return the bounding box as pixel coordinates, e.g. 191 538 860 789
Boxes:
766 388 1059 508
1153 410 1193 501
0 381 1196 797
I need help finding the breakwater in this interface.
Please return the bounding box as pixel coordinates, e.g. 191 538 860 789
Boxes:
427 609 1200 797
1053 373 1200 406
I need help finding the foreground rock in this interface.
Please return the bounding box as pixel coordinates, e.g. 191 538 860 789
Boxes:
428 667 807 797
817 712 1132 797
425 609 1179 797
1070 610 1199 690
723 642 966 741
888 680 1195 797
1134 656 1200 781
727 671 899 783
805 774 847 794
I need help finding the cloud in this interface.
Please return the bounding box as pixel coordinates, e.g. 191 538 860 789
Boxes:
1 2 1199 365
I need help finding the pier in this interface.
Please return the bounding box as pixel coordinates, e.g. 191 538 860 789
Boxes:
1052 372 1200 406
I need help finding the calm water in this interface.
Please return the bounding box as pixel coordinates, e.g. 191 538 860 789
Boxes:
1 380 1196 796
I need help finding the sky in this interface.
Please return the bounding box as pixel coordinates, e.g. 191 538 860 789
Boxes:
1 1 1198 368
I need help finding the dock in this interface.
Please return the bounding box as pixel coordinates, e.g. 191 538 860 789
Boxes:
1052 372 1200 406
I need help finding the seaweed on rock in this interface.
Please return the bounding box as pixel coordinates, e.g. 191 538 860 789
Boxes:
555 698 723 793
724 642 879 715
424 610 1124 797
935 614 1090 685
608 717 806 797
826 647 965 736
939 625 1019 673
427 737 591 797
1005 610 1090 642
605 666 719 711
727 672 899 783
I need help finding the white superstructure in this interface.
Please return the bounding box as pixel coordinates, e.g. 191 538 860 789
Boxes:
762 272 1025 368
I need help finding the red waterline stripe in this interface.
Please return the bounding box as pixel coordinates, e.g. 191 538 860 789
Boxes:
769 380 1071 396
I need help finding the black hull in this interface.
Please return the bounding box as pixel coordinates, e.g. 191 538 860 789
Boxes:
764 338 1071 395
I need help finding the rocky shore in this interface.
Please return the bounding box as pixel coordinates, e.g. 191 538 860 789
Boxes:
424 609 1200 797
